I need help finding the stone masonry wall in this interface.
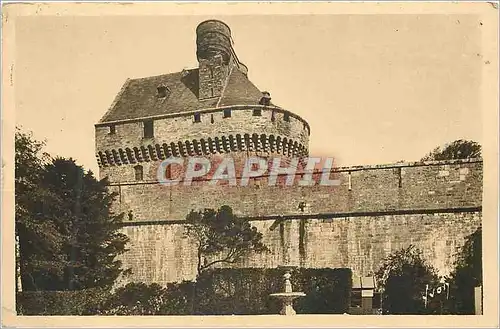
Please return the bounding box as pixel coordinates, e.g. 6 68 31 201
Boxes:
198 55 228 100
112 159 483 286
95 106 309 151
118 211 481 286
110 159 482 222
95 106 310 182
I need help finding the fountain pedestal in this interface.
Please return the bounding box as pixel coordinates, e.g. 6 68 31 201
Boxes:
269 266 306 315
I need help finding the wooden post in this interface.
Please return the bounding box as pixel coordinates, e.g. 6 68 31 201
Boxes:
15 234 22 292
474 286 483 315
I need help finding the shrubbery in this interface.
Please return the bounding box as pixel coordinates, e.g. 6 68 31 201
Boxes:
375 245 439 315
445 226 482 314
100 281 194 315
17 267 352 315
194 268 351 315
16 287 110 315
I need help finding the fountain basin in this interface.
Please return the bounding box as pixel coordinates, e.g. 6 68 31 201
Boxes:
270 292 306 299
270 292 306 315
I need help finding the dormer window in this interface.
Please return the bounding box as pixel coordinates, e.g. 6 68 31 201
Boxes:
157 84 170 98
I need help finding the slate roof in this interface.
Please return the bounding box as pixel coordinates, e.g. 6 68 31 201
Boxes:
99 68 270 123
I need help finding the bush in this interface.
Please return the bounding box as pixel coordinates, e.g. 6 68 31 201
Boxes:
16 287 110 315
445 226 482 314
295 268 352 314
375 245 439 314
17 267 352 315
194 267 352 315
100 281 194 315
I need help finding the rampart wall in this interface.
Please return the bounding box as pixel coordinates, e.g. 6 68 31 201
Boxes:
112 159 483 286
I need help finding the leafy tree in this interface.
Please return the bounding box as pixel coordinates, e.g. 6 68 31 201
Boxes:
446 226 482 314
421 139 481 161
15 129 65 290
375 245 439 314
15 128 130 291
185 205 268 276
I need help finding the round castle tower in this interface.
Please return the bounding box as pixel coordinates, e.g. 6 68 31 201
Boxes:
95 20 310 183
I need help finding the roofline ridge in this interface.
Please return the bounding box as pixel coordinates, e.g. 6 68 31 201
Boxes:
99 78 131 123
129 71 188 82
216 64 235 108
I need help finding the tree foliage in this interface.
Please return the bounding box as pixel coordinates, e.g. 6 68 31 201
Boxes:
446 226 482 314
15 129 65 289
185 206 268 276
99 281 195 315
421 139 481 161
15 128 130 291
101 282 166 315
375 245 439 314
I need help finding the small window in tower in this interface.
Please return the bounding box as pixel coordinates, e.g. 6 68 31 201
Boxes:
109 125 116 135
253 108 262 116
194 112 201 123
134 165 143 181
223 109 231 118
211 114 215 124
283 112 290 122
144 120 154 138
210 87 215 97
271 110 276 122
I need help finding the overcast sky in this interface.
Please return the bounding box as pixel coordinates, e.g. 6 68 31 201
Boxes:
15 14 483 174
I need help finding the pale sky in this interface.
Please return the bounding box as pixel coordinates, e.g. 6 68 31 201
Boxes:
15 14 483 174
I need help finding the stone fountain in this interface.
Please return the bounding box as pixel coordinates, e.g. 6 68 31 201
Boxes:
269 265 306 315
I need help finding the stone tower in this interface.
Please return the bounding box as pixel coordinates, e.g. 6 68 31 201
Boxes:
95 19 310 185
